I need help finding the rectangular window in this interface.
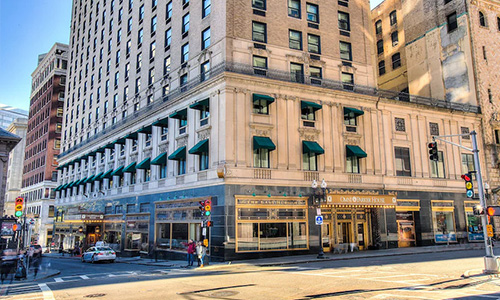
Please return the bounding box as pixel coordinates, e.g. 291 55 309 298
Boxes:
181 43 189 63
395 147 411 177
200 60 210 82
307 34 320 54
165 28 172 48
202 0 211 18
253 98 269 114
252 21 267 43
430 151 445 178
151 16 157 34
303 152 317 171
392 53 401 69
163 56 171 75
202 27 211 50
166 1 173 19
306 3 318 23
253 0 266 10
378 60 386 76
339 41 352 61
338 11 350 31
135 77 141 94
180 74 188 86
377 40 384 55
139 5 144 21
346 156 359 173
253 55 267 69
447 12 457 32
289 30 302 50
309 66 322 79
391 31 399 46
461 153 475 174
138 28 143 45
199 152 209 171
254 148 270 168
341 72 354 90
148 68 155 86
290 62 304 83
150 41 156 60
178 159 186 175
182 13 190 33
288 0 301 18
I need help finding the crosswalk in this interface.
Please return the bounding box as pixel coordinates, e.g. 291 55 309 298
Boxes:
0 283 54 300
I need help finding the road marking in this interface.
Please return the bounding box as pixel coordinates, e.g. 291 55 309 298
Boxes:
80 275 90 279
38 283 55 300
53 278 64 282
372 294 431 299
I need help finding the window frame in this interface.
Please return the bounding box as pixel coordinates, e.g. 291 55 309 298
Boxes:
288 0 301 18
252 21 267 43
306 3 319 23
307 34 320 54
289 30 302 50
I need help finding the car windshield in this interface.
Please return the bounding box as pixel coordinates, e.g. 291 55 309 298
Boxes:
96 247 113 251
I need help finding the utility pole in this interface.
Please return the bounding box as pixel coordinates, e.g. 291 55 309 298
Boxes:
433 130 497 273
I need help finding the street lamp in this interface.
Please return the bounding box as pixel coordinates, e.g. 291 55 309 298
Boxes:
312 179 326 259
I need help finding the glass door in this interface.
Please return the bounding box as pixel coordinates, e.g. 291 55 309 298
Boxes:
321 222 331 252
337 221 352 244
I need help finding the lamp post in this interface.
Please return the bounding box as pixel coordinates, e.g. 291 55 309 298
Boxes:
312 179 327 259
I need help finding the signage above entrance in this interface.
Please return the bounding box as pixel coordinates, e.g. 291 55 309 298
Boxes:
327 193 397 207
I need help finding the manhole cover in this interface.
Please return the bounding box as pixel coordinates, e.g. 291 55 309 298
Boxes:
210 291 239 297
85 294 107 298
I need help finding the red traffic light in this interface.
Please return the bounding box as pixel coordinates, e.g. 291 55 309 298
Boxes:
15 197 23 205
205 199 212 206
428 142 436 148
486 206 500 217
206 221 213 227
461 174 472 182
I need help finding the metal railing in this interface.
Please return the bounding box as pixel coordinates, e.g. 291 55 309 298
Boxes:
59 61 480 159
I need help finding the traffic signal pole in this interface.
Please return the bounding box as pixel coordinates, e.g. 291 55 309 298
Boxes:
433 130 497 273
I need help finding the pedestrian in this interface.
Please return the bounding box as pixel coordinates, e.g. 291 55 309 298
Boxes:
196 241 206 268
31 255 42 279
186 239 196 267
59 243 64 256
1 249 17 284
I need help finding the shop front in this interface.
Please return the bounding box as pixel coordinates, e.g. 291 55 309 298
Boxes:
154 198 208 259
103 216 124 252
464 201 484 242
321 191 398 252
125 214 150 255
53 210 104 251
431 200 457 243
396 199 420 247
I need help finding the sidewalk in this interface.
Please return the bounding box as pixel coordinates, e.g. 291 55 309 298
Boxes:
44 243 498 269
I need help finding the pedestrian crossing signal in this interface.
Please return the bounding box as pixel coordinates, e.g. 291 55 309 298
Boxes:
486 206 500 216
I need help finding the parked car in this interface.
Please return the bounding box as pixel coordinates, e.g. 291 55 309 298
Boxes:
81 246 116 263
29 245 43 257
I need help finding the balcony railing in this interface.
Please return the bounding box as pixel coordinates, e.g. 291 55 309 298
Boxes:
59 61 480 159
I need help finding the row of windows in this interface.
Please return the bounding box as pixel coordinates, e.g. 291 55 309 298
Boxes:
374 10 397 35
25 139 48 161
31 58 67 92
378 53 401 76
22 172 46 189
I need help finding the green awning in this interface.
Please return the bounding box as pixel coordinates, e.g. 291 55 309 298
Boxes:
84 176 94 184
189 98 210 110
66 181 74 188
56 165 64 170
151 152 168 165
55 185 63 191
138 125 152 134
114 137 127 145
346 145 367 158
124 162 137 173
92 172 104 182
253 93 275 104
301 100 322 111
61 183 69 190
344 107 364 117
303 141 325 154
136 157 151 170
96 147 106 153
77 178 87 185
169 109 187 120
111 166 124 176
152 117 169 127
125 132 139 140
104 143 115 149
189 139 209 154
168 146 186 161
67 161 75 166
101 169 114 179
253 136 276 151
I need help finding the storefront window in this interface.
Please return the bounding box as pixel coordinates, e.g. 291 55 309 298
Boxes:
125 220 149 252
396 212 415 247
156 223 171 249
288 222 307 249
466 212 484 242
171 223 188 251
103 224 122 252
237 221 307 252
432 211 456 243
237 223 259 251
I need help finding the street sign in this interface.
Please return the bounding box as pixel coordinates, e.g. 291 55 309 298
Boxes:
487 225 494 237
315 215 323 225
29 218 35 225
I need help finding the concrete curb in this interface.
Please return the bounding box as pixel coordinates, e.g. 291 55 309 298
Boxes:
33 270 62 281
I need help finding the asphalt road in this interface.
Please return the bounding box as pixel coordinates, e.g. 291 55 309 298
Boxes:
2 249 500 300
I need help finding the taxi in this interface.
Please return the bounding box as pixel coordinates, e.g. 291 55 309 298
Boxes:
81 246 116 263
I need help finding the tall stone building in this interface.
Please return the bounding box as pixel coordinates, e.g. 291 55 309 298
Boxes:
0 128 21 214
372 0 500 235
21 43 68 248
55 0 484 260
4 118 28 216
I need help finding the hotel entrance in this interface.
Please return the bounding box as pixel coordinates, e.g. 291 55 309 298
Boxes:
320 191 397 252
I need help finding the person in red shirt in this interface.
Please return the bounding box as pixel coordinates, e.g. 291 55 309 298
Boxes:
186 239 196 267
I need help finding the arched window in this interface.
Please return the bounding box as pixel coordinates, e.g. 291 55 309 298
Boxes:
378 60 386 76
390 10 397 26
375 20 382 34
479 11 487 27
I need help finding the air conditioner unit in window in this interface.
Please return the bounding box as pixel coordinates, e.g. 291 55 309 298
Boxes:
393 41 399 46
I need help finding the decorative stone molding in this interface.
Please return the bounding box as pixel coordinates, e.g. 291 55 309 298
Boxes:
197 127 211 141
338 64 357 73
158 143 168 153
298 127 321 141
144 149 152 158
118 158 126 167
249 46 271 56
176 136 188 147
130 154 138 162
197 49 213 63
250 123 274 137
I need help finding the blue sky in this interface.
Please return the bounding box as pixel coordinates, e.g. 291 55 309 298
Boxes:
0 0 384 111
0 0 72 111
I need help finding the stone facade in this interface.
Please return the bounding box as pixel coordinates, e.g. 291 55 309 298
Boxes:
4 118 28 216
0 129 21 214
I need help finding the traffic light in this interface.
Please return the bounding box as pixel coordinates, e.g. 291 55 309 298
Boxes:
205 220 213 227
204 199 212 217
486 206 500 216
199 200 206 214
14 197 24 218
428 142 438 161
473 205 484 215
461 173 474 198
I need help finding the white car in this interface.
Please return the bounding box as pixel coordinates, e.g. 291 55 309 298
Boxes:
81 246 116 263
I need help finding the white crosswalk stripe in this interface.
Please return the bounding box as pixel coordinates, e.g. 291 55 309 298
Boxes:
1 283 54 300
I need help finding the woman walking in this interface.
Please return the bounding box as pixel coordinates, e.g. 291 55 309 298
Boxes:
196 241 206 268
